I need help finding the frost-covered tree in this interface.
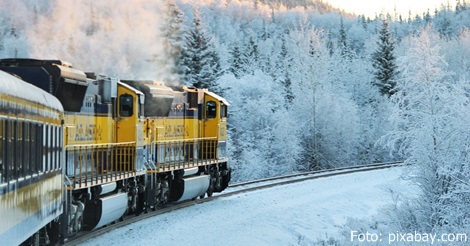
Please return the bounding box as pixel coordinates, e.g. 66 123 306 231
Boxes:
281 69 294 109
160 0 186 84
337 17 351 59
6 0 470 187
434 8 453 40
274 35 294 109
243 36 260 75
444 28 470 82
371 20 398 97
288 24 322 169
180 8 222 89
381 27 470 232
218 72 301 181
0 21 28 58
228 42 244 78
288 23 362 169
326 30 334 56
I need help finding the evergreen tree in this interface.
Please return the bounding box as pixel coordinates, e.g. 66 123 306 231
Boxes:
279 37 294 108
359 15 367 30
273 36 294 109
371 20 397 97
434 9 453 40
160 0 185 84
8 25 19 58
243 36 259 75
337 17 351 59
423 9 432 24
208 48 223 94
456 0 468 13
228 42 244 79
180 8 222 89
326 30 334 56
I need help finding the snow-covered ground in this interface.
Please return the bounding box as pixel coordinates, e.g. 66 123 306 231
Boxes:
80 167 415 246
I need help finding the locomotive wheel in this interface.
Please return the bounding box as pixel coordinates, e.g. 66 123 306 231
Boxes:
207 189 213 197
76 216 83 232
214 171 222 192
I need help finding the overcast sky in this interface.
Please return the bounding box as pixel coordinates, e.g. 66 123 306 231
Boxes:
326 0 454 18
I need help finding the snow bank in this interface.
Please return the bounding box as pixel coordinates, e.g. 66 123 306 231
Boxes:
80 167 415 245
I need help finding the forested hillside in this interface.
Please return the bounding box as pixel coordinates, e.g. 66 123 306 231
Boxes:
1 0 470 236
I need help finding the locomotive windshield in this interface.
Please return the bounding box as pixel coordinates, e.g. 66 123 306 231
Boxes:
120 94 133 117
206 101 217 118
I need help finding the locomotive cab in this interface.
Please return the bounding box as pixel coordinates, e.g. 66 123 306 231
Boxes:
201 91 229 160
117 82 145 142
198 90 231 193
116 82 146 171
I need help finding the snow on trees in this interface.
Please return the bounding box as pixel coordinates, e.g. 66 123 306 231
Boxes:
371 20 398 97
228 43 245 79
337 17 351 59
381 26 470 232
159 0 186 84
288 24 361 169
218 72 301 181
275 36 294 109
4 2 470 233
179 7 222 90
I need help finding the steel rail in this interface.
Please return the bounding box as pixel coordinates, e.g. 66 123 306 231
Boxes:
229 161 403 188
64 161 403 245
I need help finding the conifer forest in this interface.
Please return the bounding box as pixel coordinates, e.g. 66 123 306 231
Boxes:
2 0 470 238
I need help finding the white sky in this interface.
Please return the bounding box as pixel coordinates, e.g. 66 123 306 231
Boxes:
326 0 454 18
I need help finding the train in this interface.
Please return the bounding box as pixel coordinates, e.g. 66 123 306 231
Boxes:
0 58 231 245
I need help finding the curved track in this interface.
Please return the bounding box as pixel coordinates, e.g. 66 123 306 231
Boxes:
64 161 402 245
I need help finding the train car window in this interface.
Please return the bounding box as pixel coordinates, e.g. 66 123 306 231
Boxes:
54 126 58 170
48 124 52 171
9 120 16 181
120 94 134 117
42 124 47 172
30 123 37 174
55 126 60 170
206 101 217 119
4 120 9 182
58 126 62 170
23 122 30 176
51 125 55 170
17 121 23 177
220 105 227 118
53 126 56 170
51 125 54 170
0 119 3 183
45 124 50 172
52 126 58 170
37 124 43 173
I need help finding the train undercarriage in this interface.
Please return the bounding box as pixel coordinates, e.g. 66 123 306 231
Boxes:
21 164 230 245
63 162 230 241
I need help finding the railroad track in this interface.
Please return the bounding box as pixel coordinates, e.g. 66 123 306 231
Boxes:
64 161 402 245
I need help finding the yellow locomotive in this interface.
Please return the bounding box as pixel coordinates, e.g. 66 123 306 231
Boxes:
0 58 230 244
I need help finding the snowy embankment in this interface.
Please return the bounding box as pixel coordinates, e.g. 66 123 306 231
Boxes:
80 167 415 245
